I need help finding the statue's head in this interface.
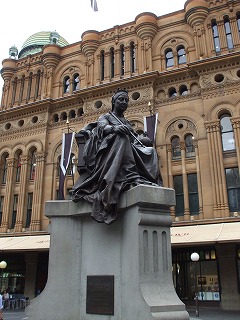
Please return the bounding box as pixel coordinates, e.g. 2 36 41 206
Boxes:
111 89 129 111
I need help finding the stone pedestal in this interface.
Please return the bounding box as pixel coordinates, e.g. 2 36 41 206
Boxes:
26 185 189 319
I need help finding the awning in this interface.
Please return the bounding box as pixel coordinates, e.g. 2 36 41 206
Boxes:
0 235 50 251
0 222 239 251
171 222 240 246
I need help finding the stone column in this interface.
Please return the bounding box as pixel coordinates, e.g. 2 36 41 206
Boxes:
30 152 46 231
231 118 240 174
218 20 228 51
216 243 240 310
14 156 29 232
205 122 229 218
166 144 175 219
0 158 16 232
229 16 239 47
124 46 130 76
194 141 203 219
24 252 38 300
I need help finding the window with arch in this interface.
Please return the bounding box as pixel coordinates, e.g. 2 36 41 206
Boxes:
53 114 59 123
15 151 22 182
171 136 181 160
177 46 186 65
212 20 221 53
225 167 240 213
29 149 36 180
1 153 9 184
120 45 125 76
73 73 80 91
35 70 41 99
130 42 136 73
169 87 177 98
78 108 84 117
61 112 67 121
63 76 70 93
27 72 33 101
185 134 195 158
110 47 115 78
220 114 235 151
179 85 188 96
100 50 105 81
69 110 76 119
165 49 174 68
224 16 233 50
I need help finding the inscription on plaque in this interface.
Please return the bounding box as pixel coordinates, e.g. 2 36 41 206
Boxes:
86 275 114 315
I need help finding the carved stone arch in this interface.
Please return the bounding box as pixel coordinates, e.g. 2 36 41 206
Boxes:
55 61 84 81
165 119 197 144
206 13 223 26
206 101 235 121
0 147 12 158
12 143 26 156
154 30 194 54
127 116 144 132
159 110 204 144
25 139 43 153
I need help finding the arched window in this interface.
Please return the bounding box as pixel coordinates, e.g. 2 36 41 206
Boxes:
61 112 67 121
185 134 195 158
120 45 125 76
29 149 36 180
224 16 233 50
169 87 177 98
1 153 9 184
27 72 33 101
171 136 181 159
165 49 174 68
35 70 41 99
63 76 70 93
73 74 80 91
53 114 59 123
100 50 105 81
15 151 22 182
130 42 136 73
69 110 76 119
179 85 188 96
177 46 186 64
220 114 235 151
78 108 84 117
25 192 33 228
19 75 25 103
110 48 115 79
212 20 221 53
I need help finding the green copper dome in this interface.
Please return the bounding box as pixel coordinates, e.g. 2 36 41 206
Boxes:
18 31 69 58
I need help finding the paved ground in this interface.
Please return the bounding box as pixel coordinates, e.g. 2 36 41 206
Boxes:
2 307 240 319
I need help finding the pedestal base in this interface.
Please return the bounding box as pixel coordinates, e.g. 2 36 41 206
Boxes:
26 185 189 319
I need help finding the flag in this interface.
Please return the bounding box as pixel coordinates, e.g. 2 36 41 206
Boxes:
144 113 158 143
58 132 75 200
91 0 98 11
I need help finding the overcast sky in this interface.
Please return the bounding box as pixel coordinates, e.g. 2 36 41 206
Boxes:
0 0 187 99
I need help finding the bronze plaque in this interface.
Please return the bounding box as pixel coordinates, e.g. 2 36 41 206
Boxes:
86 275 114 315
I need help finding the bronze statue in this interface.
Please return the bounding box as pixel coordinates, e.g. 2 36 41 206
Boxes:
72 89 162 224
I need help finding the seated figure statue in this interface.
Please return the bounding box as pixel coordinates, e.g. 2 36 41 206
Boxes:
71 89 162 224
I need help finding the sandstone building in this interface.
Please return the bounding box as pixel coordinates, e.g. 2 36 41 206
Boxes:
0 0 240 311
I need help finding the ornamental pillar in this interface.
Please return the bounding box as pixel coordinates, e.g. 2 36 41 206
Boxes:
231 118 240 174
180 142 190 221
30 152 46 231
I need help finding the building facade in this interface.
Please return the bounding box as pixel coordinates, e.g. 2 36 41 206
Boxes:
0 0 240 310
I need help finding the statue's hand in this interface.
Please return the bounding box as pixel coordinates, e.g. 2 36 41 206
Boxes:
114 124 130 135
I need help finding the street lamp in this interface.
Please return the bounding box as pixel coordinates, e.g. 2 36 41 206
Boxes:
191 252 200 318
0 261 7 292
